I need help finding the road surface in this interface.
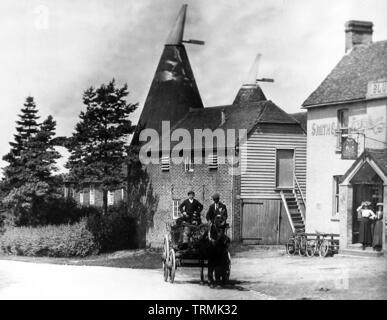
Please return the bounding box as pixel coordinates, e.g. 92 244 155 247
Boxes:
0 248 386 299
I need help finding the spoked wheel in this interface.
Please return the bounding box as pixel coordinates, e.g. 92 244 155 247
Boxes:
162 235 169 282
224 251 231 281
306 239 317 257
168 248 176 283
298 236 307 256
319 239 330 257
286 237 296 255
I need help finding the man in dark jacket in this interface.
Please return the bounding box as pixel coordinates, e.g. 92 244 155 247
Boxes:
178 190 203 224
206 193 227 223
176 191 203 249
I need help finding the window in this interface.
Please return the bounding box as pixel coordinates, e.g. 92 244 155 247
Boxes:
161 156 170 172
336 109 349 152
69 188 75 199
184 155 194 172
121 188 125 201
108 191 114 206
80 192 84 205
64 187 69 198
89 186 95 205
207 152 218 170
172 200 180 219
333 175 342 216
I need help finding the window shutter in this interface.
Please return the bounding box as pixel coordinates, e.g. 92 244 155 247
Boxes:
108 191 114 206
89 186 95 205
207 153 218 170
161 156 170 171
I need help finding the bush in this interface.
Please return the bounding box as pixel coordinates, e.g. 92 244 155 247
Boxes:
12 197 99 227
0 219 100 257
86 202 138 252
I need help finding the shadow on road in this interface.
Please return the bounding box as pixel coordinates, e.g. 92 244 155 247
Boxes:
172 279 260 291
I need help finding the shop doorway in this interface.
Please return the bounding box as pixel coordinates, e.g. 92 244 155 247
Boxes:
351 162 383 243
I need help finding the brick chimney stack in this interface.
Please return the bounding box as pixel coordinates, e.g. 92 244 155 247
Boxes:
345 20 373 53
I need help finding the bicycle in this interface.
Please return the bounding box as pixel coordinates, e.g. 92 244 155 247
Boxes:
305 232 330 257
286 232 308 256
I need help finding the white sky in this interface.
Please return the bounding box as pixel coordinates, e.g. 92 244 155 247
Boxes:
1 0 387 173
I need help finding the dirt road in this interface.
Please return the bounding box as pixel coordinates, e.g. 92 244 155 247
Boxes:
0 247 386 300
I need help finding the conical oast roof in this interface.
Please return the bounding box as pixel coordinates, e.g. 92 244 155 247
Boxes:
233 53 266 106
133 4 203 143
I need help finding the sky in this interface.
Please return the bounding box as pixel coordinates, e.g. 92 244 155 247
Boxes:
1 0 387 173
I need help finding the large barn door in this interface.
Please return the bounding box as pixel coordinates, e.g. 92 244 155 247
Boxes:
241 201 292 244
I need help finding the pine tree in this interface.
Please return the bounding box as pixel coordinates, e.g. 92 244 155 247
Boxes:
2 98 62 225
66 79 138 214
2 96 40 188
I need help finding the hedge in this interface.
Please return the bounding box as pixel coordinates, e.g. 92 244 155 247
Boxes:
0 219 100 257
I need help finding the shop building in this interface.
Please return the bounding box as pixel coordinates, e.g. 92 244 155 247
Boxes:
302 20 387 255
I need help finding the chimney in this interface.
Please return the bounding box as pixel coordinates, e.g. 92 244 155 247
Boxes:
345 20 373 53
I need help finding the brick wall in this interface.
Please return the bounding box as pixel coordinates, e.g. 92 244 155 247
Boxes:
145 160 238 247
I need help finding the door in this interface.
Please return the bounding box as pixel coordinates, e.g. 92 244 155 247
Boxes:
352 183 383 243
241 200 292 244
276 149 294 188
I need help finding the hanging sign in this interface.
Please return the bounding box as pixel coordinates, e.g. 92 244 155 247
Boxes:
341 138 358 160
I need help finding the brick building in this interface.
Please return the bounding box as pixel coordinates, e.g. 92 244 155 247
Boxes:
302 20 387 256
135 5 307 247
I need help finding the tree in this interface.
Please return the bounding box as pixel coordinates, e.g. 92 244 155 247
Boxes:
2 97 62 225
2 96 40 189
66 79 137 215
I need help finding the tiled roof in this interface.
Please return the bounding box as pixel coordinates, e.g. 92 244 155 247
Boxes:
341 148 387 182
303 40 387 107
290 112 307 133
368 148 387 176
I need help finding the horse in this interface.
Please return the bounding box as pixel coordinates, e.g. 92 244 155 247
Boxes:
204 214 231 286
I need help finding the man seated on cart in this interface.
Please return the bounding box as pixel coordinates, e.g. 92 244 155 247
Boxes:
176 190 203 249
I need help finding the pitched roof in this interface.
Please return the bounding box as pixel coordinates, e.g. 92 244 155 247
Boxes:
233 85 266 106
341 148 387 182
132 6 203 145
303 40 387 108
147 100 302 151
290 112 307 133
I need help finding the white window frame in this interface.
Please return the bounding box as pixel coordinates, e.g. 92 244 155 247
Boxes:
89 186 95 205
332 175 342 216
108 190 114 206
172 200 180 219
184 155 194 172
336 109 349 152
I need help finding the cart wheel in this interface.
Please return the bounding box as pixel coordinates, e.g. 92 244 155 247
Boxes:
298 236 307 256
168 249 176 283
162 235 169 282
319 239 330 257
306 239 316 257
286 237 296 255
225 251 231 281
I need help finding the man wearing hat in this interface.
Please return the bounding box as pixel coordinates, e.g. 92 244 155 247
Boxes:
206 193 228 223
176 190 203 249
178 190 204 225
